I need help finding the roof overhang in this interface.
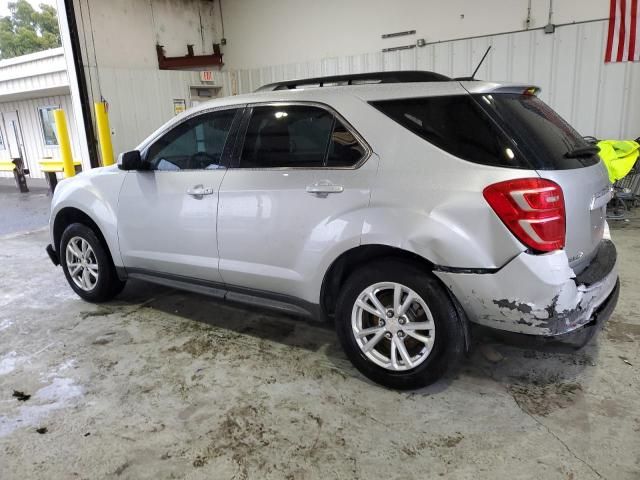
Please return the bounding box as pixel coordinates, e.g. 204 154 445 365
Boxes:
0 85 70 102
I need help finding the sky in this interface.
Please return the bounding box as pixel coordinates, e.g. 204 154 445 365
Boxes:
0 0 56 17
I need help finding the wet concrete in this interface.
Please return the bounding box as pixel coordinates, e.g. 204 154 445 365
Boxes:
0 212 638 478
0 179 51 236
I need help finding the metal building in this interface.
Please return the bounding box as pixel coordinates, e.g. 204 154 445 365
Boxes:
0 48 86 181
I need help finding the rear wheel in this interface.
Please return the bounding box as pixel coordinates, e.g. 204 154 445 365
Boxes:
335 260 464 389
60 223 126 302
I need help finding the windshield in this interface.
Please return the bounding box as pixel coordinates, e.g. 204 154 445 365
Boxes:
474 93 600 170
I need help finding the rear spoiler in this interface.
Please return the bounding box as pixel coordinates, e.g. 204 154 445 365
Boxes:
459 82 541 96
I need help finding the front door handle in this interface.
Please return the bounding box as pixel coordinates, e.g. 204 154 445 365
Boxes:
306 182 344 197
186 185 214 196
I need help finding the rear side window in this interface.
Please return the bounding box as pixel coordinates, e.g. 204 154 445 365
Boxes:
371 96 525 168
476 94 599 170
239 105 366 168
326 121 366 167
241 105 333 168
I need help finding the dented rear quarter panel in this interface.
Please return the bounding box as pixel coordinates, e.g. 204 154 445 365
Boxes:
355 98 534 269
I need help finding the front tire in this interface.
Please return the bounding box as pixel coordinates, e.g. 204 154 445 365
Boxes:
60 223 125 302
335 259 464 390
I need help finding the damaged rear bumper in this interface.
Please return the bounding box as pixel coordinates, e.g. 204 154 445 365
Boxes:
434 240 619 337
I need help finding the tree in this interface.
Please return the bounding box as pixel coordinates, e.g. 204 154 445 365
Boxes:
0 1 61 59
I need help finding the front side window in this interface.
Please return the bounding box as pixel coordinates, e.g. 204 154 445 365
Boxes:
39 106 59 146
239 105 366 168
371 96 526 169
145 109 236 171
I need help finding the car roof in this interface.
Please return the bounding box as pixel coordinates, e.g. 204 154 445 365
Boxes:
188 79 538 113
135 78 539 152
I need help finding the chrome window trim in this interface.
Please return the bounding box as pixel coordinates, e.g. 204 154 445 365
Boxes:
231 100 373 171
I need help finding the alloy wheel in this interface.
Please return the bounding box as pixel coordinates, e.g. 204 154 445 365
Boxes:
65 236 99 291
351 282 435 371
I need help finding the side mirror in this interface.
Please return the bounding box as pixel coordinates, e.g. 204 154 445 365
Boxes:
118 150 143 171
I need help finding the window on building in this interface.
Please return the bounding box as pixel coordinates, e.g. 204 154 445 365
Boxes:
0 127 5 150
38 106 59 146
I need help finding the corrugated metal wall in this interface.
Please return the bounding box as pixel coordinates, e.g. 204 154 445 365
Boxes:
0 94 81 179
0 48 68 98
234 20 639 140
91 67 230 156
89 19 639 160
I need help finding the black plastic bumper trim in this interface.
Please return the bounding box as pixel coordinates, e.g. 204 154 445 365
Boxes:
547 278 620 347
574 240 617 286
46 244 59 266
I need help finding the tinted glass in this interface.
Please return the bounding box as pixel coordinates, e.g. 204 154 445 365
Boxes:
146 109 235 171
240 106 333 168
371 96 525 168
326 120 366 167
476 93 599 169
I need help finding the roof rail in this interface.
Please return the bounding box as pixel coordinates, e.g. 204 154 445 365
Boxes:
255 70 451 92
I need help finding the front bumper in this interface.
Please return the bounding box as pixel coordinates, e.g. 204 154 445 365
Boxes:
435 240 619 337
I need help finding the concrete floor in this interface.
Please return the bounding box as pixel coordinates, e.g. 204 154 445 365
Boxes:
0 187 639 479
0 181 51 236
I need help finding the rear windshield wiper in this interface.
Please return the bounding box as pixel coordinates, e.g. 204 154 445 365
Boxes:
564 145 600 158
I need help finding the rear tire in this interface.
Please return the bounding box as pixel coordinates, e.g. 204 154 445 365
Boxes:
335 259 464 390
60 223 126 303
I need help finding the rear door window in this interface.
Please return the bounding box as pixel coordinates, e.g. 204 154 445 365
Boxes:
240 105 333 168
239 105 367 168
371 95 526 168
475 93 600 170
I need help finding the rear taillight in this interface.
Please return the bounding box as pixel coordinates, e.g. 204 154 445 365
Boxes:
483 178 565 252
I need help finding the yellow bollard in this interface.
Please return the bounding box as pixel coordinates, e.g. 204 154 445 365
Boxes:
94 101 114 166
53 109 75 178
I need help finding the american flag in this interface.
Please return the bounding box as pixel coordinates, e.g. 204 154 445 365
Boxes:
606 0 640 62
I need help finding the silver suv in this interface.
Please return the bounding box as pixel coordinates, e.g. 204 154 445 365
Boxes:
46 71 619 389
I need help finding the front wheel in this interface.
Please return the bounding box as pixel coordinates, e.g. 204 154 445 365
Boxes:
335 259 465 390
60 223 126 302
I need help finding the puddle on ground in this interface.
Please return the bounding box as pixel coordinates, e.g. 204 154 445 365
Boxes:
0 372 83 438
0 351 26 376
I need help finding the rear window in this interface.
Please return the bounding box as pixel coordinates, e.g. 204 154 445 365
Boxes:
476 93 599 170
372 94 600 171
371 96 528 169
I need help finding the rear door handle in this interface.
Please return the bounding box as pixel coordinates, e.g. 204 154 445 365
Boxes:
306 182 344 197
186 185 214 196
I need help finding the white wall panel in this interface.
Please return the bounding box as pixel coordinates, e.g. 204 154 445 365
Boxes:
229 20 639 140
43 18 635 175
221 0 608 70
92 67 231 156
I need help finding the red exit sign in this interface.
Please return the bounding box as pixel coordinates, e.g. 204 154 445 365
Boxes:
200 71 214 82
